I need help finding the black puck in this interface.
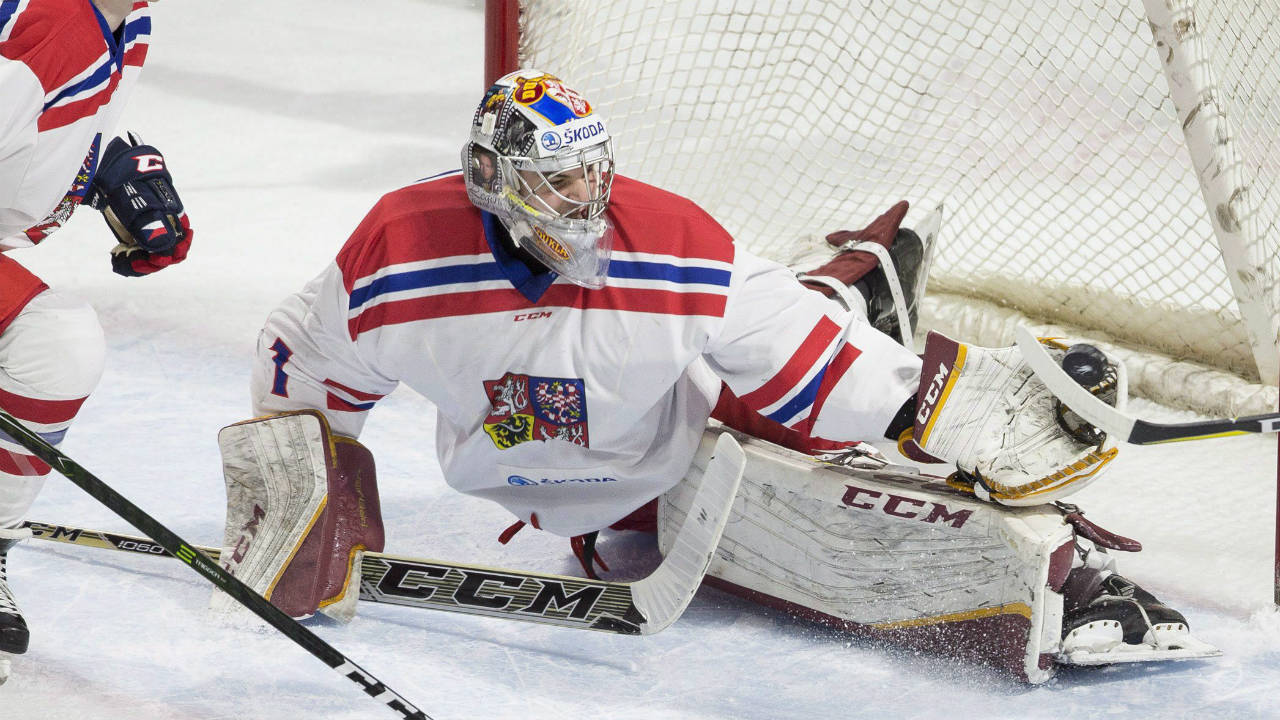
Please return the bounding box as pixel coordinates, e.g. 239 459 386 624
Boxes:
1062 343 1107 386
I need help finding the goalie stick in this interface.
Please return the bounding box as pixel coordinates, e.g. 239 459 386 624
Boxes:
0 409 431 720
23 432 746 636
1015 326 1280 445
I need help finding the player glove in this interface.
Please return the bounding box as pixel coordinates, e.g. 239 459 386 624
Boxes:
801 201 909 300
795 201 927 345
900 331 1119 506
86 132 193 277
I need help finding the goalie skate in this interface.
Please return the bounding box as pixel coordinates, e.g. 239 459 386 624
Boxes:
1057 573 1220 666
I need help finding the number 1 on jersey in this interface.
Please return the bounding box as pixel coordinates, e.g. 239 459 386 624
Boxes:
269 337 292 397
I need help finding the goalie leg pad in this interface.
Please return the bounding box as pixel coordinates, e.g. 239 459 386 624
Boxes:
215 410 384 622
660 428 1077 683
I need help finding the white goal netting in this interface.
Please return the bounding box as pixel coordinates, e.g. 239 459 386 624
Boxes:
508 0 1280 415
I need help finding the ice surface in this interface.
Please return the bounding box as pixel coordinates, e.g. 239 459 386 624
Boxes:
2 1 1277 718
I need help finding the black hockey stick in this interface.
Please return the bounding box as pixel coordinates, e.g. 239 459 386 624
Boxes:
1015 326 1280 445
23 521 660 634
0 410 431 720
21 433 747 635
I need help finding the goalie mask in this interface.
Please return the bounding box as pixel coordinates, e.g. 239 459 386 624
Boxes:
462 70 615 289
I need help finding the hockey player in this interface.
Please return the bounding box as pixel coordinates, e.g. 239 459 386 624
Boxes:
215 69 1204 675
0 0 193 683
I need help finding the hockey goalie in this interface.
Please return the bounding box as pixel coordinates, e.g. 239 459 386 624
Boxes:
210 69 1217 683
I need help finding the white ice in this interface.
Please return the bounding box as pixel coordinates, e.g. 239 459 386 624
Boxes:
2 1 1278 718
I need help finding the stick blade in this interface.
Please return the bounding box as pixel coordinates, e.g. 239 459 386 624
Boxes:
630 432 745 634
1015 326 1137 442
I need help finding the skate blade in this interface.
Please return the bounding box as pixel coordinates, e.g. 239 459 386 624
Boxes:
1057 628 1221 666
1144 622 1199 649
1061 619 1124 655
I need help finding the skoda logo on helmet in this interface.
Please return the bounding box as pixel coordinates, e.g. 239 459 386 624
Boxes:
540 131 562 151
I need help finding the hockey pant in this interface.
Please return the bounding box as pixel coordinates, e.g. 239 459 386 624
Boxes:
0 259 105 529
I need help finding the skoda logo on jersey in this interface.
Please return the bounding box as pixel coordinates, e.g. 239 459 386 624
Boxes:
540 131 562 151
507 474 618 486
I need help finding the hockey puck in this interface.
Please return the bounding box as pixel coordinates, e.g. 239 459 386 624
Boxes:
1062 343 1108 387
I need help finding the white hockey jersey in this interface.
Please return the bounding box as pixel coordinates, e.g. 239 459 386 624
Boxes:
0 0 150 247
253 173 922 536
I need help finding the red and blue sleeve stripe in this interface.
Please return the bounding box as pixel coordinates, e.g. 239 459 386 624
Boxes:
606 259 732 287
737 316 862 427
322 379 383 412
348 261 506 312
790 341 863 434
0 1 25 39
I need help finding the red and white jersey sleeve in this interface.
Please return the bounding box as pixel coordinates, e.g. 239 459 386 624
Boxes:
706 249 921 442
0 0 150 247
253 173 920 537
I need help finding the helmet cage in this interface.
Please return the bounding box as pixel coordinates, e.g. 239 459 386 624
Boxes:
496 141 616 290
501 140 614 225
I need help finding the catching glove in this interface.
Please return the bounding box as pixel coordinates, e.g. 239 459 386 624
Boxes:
87 132 192 276
901 331 1119 506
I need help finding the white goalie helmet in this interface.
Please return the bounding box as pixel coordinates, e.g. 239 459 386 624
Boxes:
462 69 615 289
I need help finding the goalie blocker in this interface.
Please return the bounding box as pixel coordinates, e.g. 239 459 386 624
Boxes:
213 411 384 622
661 429 1218 682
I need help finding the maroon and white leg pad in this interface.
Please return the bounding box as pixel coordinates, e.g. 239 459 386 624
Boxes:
661 428 1078 683
213 410 384 622
661 428 1218 681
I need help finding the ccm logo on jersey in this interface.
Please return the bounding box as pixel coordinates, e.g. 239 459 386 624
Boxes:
514 311 552 322
841 485 973 528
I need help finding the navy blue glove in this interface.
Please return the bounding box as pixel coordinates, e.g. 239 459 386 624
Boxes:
87 132 193 276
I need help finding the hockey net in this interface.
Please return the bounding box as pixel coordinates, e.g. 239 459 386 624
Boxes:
488 0 1279 418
